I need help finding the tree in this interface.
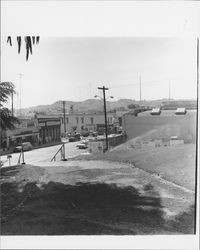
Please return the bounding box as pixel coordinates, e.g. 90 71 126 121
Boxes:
0 82 18 131
7 36 40 61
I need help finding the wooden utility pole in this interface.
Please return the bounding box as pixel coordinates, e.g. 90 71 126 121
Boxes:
11 90 14 117
18 73 23 116
98 86 109 151
139 75 142 103
169 81 171 101
62 101 66 133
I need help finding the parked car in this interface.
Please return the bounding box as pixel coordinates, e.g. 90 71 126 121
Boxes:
13 142 33 152
68 133 81 142
76 140 88 149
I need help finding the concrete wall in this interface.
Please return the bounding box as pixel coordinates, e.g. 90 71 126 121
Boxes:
122 111 196 142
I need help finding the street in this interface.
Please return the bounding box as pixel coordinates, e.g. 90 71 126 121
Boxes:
0 141 88 167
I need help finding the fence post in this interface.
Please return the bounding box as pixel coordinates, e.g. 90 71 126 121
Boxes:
21 145 26 165
61 143 67 161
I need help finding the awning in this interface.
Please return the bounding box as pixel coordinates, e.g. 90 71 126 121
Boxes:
11 132 39 139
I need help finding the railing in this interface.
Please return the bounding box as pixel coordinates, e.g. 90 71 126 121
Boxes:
51 143 67 162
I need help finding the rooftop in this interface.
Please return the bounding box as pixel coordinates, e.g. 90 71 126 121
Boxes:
137 109 196 117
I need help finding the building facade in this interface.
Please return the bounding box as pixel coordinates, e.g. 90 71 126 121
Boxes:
60 111 118 134
2 115 62 150
5 118 39 149
36 115 61 144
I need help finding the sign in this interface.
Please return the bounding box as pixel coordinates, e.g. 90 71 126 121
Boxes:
39 122 45 127
46 121 60 126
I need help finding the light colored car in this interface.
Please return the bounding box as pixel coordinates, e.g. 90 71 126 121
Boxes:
13 142 33 152
76 140 88 149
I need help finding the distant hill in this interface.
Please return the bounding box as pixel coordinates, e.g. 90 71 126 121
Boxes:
15 98 196 117
15 99 134 116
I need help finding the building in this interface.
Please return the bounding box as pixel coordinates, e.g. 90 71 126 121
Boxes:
36 115 61 144
161 100 197 110
5 118 39 149
59 111 118 135
122 109 196 143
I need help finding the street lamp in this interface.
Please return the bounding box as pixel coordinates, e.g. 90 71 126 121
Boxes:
94 87 114 151
94 95 114 100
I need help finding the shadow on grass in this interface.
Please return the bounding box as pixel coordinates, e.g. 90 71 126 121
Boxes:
1 181 194 235
0 165 22 178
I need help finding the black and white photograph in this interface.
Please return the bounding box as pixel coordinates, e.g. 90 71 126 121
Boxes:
0 1 199 250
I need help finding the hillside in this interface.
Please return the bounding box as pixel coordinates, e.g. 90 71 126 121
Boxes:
15 99 134 116
15 98 196 117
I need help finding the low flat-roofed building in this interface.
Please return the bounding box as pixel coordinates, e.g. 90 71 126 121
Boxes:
137 109 195 117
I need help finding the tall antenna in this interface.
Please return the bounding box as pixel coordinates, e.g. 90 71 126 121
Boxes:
139 75 142 103
169 80 171 101
89 82 92 99
18 73 23 116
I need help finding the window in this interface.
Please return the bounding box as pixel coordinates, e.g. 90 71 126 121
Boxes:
91 117 94 125
81 117 84 124
76 117 79 124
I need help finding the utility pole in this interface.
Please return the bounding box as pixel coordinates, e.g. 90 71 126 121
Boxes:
62 101 66 133
11 90 14 117
98 86 109 151
169 81 171 101
18 73 23 116
89 82 92 99
139 75 142 103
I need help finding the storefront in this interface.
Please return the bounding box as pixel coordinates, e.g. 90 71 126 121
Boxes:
5 118 39 149
9 131 39 147
37 115 61 144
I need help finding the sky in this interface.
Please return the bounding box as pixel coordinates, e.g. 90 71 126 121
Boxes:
1 37 197 109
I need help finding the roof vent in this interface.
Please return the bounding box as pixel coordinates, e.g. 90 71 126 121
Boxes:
175 108 187 115
150 108 161 115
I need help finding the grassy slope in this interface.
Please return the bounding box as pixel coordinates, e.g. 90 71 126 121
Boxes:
73 143 196 191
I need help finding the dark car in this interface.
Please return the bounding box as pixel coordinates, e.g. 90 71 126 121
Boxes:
68 133 81 142
13 142 33 153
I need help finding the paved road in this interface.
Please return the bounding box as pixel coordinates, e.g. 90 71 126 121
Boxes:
0 141 88 167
